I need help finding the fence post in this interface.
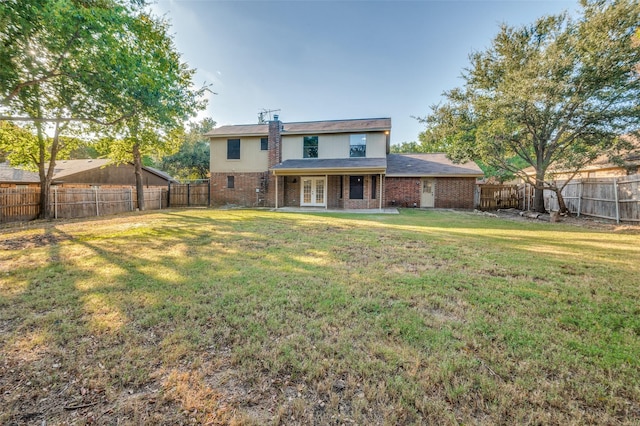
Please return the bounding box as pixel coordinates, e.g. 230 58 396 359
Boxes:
95 187 99 217
167 182 171 208
613 178 620 224
577 181 582 217
159 189 162 209
54 186 58 219
208 180 211 207
129 187 133 211
187 183 191 207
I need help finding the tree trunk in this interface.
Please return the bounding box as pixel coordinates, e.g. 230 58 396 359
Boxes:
36 122 59 219
553 186 570 215
532 170 546 213
133 142 145 211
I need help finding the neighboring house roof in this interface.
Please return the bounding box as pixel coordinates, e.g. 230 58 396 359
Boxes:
521 136 640 176
272 158 387 175
140 166 178 183
52 159 177 182
52 159 112 179
0 162 40 184
206 118 391 138
386 154 484 177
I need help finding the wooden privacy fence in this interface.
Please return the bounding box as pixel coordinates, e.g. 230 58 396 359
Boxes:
0 186 168 223
544 174 640 223
476 184 520 210
0 187 40 222
168 181 210 207
477 174 640 223
50 187 167 219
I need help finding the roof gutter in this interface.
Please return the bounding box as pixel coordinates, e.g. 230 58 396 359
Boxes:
272 167 387 176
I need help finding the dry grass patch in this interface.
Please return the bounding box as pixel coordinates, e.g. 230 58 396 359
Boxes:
1 208 639 424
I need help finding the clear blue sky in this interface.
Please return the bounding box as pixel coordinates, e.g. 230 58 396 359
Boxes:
150 0 578 145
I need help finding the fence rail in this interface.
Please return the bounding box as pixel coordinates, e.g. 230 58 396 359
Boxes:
478 174 640 223
0 181 212 224
0 186 169 223
168 182 210 207
476 184 520 210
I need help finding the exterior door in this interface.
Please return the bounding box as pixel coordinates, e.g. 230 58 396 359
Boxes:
300 177 326 207
421 178 435 208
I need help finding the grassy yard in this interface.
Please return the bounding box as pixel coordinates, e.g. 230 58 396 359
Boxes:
1 208 639 425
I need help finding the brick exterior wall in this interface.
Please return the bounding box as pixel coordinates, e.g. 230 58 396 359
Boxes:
384 177 476 209
327 176 343 208
342 175 381 209
384 177 421 207
268 119 282 168
282 176 300 207
434 177 476 209
211 172 267 207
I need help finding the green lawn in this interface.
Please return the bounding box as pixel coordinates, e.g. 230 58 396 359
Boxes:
1 209 639 425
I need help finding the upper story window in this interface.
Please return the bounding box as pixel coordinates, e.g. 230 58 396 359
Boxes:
303 136 318 158
227 139 240 159
260 137 268 151
350 134 366 158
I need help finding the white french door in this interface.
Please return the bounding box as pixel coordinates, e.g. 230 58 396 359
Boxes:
300 177 326 207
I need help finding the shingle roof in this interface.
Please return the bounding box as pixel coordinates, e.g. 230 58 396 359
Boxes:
0 162 40 183
52 159 112 179
271 158 387 174
206 118 391 137
206 123 269 137
143 166 178 182
0 160 178 184
386 154 484 177
51 159 176 182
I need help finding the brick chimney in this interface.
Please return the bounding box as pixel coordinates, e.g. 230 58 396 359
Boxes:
268 115 282 168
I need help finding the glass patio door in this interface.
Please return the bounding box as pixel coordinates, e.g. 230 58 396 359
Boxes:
300 177 326 207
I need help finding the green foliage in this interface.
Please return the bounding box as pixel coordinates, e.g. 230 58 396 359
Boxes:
419 0 640 210
0 122 38 167
158 118 214 181
0 0 206 215
390 141 422 153
0 122 85 170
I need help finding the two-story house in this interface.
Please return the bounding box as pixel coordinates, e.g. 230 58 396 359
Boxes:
208 116 483 210
208 117 390 209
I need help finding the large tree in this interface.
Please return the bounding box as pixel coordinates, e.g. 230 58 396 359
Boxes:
0 1 136 217
0 0 204 217
97 12 206 210
158 118 215 181
420 0 640 213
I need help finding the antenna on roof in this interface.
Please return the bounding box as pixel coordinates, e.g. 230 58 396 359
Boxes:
258 108 281 124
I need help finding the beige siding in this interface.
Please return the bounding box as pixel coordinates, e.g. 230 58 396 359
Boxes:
281 132 388 161
210 136 269 172
366 133 388 158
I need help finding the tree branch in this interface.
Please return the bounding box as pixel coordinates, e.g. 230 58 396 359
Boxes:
0 112 137 126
